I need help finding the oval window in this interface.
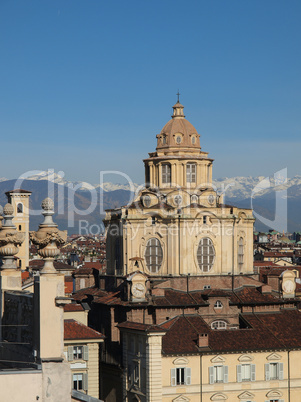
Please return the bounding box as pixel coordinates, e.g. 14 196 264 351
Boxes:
176 135 182 144
191 136 196 144
197 237 215 272
145 238 163 273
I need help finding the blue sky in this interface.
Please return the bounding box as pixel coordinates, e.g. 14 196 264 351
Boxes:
0 0 300 185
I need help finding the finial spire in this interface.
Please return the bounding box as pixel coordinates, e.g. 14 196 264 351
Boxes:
176 90 180 103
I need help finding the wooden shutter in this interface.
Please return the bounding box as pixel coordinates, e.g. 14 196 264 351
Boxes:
209 366 214 384
83 345 89 361
236 364 242 382
251 364 256 381
185 367 191 385
265 363 270 381
223 365 228 383
83 373 88 391
171 368 176 386
279 362 284 380
67 346 73 361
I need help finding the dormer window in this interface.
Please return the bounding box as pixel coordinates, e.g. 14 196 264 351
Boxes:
214 300 223 308
211 320 227 330
191 136 196 144
162 135 167 145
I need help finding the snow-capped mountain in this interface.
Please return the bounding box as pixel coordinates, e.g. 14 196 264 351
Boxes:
18 171 140 192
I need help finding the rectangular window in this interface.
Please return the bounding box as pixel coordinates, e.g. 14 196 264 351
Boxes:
162 164 171 184
73 346 83 360
171 367 191 386
237 364 255 382
265 362 284 381
209 365 228 384
186 163 196 183
72 373 87 391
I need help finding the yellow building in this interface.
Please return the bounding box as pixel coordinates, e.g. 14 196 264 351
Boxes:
64 304 104 400
6 188 31 269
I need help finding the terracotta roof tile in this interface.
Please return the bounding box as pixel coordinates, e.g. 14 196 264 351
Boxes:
64 304 84 312
64 319 104 340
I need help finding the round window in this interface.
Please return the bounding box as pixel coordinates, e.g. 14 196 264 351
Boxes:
197 237 215 272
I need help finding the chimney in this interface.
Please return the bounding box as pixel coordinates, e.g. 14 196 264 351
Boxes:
198 333 209 348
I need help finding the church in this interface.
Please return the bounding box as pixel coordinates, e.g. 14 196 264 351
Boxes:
75 100 301 402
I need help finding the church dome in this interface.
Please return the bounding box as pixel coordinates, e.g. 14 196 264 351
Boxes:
156 101 201 151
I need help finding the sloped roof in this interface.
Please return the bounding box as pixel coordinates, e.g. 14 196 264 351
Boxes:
64 319 104 340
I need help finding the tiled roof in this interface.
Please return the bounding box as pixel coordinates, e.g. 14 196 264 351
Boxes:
73 287 107 301
233 287 282 304
161 310 301 355
64 319 104 340
118 321 166 333
64 303 84 312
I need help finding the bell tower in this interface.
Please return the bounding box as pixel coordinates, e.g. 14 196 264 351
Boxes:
6 189 31 269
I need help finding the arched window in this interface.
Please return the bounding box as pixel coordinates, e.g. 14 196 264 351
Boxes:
17 203 23 214
197 238 215 272
211 320 227 330
162 164 171 184
186 163 196 183
145 238 163 273
238 237 244 270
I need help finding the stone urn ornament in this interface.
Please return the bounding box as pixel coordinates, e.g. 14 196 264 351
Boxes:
30 198 67 274
0 203 25 269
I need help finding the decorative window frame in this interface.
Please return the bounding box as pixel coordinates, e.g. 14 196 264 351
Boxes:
194 235 216 273
140 234 166 274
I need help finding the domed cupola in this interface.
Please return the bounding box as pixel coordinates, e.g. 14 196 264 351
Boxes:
156 101 201 154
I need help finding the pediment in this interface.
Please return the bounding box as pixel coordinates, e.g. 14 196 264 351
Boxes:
238 391 255 399
238 354 254 362
210 393 227 401
211 355 226 363
173 357 189 366
267 352 282 361
266 390 283 397
173 396 190 402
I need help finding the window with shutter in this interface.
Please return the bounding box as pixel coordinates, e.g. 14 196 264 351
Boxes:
171 367 191 386
223 365 228 383
251 364 256 381
209 366 214 384
83 373 88 391
171 368 176 386
83 345 89 361
73 373 83 390
67 346 73 361
237 364 242 382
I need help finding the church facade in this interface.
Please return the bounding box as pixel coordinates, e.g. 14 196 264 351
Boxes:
75 100 301 402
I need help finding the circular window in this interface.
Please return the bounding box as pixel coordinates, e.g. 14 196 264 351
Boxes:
197 237 215 272
176 136 182 144
208 195 215 205
174 195 183 206
142 195 151 207
145 238 163 273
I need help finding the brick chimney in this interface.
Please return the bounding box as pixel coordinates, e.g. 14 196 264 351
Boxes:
198 333 209 348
